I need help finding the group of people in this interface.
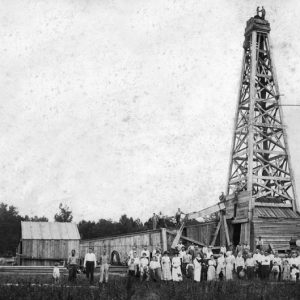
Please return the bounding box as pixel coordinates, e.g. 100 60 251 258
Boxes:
52 248 110 285
152 208 186 230
126 241 300 283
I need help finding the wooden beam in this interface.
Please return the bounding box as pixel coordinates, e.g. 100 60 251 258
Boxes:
254 203 292 208
222 214 231 246
231 218 249 224
253 175 291 181
253 149 286 155
210 219 221 246
166 229 206 247
170 222 185 249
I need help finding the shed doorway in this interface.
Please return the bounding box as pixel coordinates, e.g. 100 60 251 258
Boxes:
232 223 241 246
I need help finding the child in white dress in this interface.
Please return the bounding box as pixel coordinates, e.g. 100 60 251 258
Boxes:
207 255 216 281
53 263 60 283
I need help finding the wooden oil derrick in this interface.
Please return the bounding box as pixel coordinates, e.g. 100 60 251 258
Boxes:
225 11 300 250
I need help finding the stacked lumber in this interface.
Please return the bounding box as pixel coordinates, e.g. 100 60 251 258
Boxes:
0 266 68 276
0 265 128 276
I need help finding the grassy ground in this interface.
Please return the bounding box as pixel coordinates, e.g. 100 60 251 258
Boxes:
0 274 300 300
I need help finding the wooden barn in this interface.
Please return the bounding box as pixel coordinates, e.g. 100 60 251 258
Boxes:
80 228 178 264
17 222 80 266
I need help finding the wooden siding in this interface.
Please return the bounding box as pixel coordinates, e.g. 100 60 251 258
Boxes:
225 191 251 220
21 239 80 266
252 218 300 250
185 222 218 246
80 230 167 264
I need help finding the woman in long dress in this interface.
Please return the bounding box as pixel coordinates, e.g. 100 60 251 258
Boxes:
207 254 216 281
172 252 183 282
193 253 202 282
161 251 172 281
225 251 234 280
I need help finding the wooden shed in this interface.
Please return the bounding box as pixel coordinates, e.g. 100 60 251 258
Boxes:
224 191 300 251
80 228 172 264
18 222 80 266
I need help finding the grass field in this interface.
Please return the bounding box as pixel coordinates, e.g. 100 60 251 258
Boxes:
0 274 300 300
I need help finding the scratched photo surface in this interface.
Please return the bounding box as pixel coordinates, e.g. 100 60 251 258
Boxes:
0 0 299 222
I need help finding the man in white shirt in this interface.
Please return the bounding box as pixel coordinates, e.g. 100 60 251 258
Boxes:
235 252 245 277
182 250 192 276
261 252 271 280
253 249 263 279
245 253 256 280
128 251 140 277
84 248 97 284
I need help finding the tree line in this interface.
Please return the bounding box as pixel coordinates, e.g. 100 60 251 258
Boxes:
0 202 180 256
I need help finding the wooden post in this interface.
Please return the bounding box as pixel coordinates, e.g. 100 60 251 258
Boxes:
171 222 185 249
222 214 231 246
161 228 167 252
210 219 221 246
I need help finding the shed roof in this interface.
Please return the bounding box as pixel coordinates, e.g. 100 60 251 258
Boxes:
21 222 80 240
254 207 300 219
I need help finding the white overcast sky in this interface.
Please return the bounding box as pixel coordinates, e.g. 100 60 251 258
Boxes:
1 0 300 222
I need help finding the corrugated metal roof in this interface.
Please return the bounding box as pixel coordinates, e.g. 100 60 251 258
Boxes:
21 222 80 240
255 207 300 219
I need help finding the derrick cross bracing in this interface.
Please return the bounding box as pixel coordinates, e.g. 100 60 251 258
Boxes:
226 16 299 214
170 202 226 249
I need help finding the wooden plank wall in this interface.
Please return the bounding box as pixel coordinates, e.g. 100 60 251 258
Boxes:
185 222 218 246
252 218 300 250
80 231 163 264
225 191 251 220
21 239 80 266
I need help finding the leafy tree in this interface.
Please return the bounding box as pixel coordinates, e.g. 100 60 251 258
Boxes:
54 203 73 222
0 203 22 256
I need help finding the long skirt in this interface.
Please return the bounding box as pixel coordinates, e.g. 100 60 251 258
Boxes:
194 266 201 282
161 265 172 281
172 266 183 282
225 264 233 280
207 266 216 281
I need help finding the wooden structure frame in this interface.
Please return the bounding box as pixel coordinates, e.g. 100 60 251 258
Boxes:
225 15 300 250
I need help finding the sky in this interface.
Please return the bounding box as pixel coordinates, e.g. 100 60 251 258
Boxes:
0 0 300 222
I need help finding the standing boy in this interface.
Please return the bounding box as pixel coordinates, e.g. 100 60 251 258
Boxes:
99 249 110 284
